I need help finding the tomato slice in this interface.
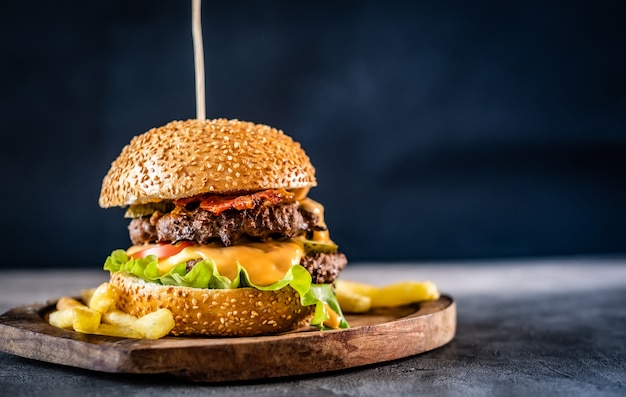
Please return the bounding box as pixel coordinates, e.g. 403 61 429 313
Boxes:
130 241 195 260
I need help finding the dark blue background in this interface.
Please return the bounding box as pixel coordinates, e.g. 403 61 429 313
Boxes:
1 1 625 268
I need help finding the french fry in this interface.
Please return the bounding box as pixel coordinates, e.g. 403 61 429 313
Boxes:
80 288 96 305
132 308 175 339
71 306 102 333
48 308 75 329
56 296 85 311
335 279 378 298
88 282 117 313
48 284 174 339
94 323 142 339
335 279 441 313
102 309 139 329
334 282 371 313
371 281 440 308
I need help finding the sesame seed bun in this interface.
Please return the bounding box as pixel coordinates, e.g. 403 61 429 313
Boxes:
99 118 317 208
110 272 315 336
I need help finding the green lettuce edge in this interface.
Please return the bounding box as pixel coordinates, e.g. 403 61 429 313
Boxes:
104 249 348 329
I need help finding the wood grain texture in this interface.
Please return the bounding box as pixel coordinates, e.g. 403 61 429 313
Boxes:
0 296 455 382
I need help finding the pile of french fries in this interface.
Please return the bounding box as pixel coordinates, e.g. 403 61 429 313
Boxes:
335 279 440 313
48 282 174 339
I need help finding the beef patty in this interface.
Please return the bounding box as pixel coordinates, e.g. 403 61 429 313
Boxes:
128 202 318 246
300 252 348 284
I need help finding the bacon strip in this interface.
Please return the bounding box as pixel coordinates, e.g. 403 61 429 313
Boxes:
174 189 295 216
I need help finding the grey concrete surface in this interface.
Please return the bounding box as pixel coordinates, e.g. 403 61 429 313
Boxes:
1 258 625 396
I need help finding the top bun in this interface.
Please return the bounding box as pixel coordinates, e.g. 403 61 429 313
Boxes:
99 119 317 207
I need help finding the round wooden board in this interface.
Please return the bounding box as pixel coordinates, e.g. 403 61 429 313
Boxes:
0 295 455 382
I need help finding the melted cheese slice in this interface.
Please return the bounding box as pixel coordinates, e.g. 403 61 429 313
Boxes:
146 241 304 286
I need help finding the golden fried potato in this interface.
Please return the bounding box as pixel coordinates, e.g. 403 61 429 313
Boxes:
371 281 440 307
48 308 75 329
71 306 102 333
56 297 85 311
80 288 96 305
88 282 117 313
335 279 440 313
94 323 142 339
48 285 174 339
102 309 139 329
335 279 378 297
334 282 372 313
132 308 175 339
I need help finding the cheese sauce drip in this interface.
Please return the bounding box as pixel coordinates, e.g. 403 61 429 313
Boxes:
298 197 332 243
130 241 304 286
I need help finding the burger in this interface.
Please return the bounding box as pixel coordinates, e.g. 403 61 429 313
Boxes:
99 118 349 336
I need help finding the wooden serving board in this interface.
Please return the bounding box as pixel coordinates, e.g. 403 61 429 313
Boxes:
0 295 455 382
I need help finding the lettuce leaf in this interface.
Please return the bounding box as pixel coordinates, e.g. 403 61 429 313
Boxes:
104 250 348 329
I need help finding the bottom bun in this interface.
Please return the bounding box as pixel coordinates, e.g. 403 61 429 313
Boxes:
110 272 314 336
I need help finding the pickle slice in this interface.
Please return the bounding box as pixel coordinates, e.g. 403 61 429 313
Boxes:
124 201 174 218
293 238 338 254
